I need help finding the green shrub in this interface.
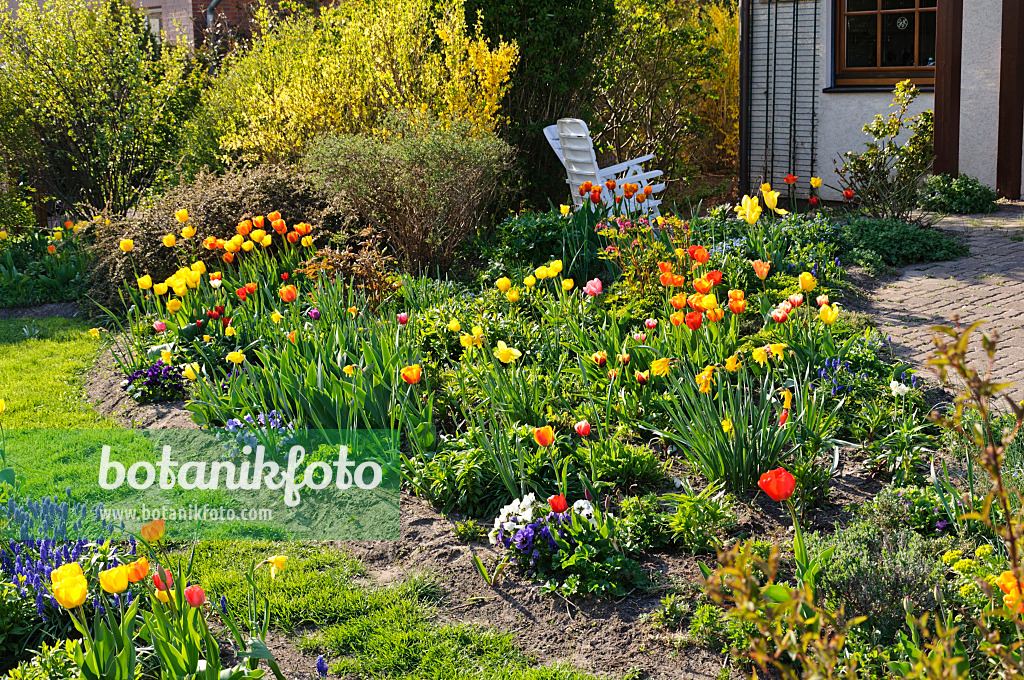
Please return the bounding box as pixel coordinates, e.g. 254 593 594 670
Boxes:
0 227 93 309
920 173 998 214
834 81 933 222
0 0 205 215
0 183 34 233
304 113 513 273
808 518 951 639
840 217 967 268
3 639 78 679
85 165 350 313
486 210 607 279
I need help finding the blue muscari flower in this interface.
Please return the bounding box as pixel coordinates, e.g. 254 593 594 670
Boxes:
812 263 819 277
221 594 228 614
316 656 328 678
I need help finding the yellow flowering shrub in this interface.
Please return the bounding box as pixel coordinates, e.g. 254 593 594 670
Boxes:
203 0 518 163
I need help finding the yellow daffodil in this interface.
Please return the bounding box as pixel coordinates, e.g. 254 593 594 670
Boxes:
650 357 671 377
0 398 5 415
819 304 839 325
722 418 733 435
724 354 740 372
696 365 716 394
769 343 788 359
267 555 287 579
343 365 356 376
271 310 284 323
160 350 173 365
225 326 237 337
781 388 793 410
226 351 246 365
89 328 100 339
752 346 768 366
472 325 484 337
347 306 358 317
494 341 522 364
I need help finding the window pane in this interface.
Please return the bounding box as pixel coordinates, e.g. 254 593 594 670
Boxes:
920 0 937 6
846 15 877 67
881 0 914 8
919 11 936 66
881 13 915 67
847 0 877 11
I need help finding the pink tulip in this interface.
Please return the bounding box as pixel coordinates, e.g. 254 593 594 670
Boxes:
633 333 646 342
584 278 603 297
184 584 206 608
574 420 591 437
397 312 409 325
153 321 166 332
644 318 657 330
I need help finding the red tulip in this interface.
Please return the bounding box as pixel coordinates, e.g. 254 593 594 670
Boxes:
574 420 591 437
397 312 409 325
645 318 657 330
843 189 854 200
685 311 702 330
808 196 819 208
534 426 555 447
184 584 206 608
706 270 723 286
771 308 788 323
153 570 174 591
779 409 789 426
758 467 795 501
784 174 798 185
548 494 569 514
281 272 289 281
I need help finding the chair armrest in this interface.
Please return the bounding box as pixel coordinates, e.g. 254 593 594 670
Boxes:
599 155 656 177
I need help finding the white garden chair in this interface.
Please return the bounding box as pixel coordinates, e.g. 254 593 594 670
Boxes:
544 118 666 215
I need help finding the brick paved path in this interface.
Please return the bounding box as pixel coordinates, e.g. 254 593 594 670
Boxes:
867 205 1024 402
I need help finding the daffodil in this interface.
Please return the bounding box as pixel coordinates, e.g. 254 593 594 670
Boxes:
225 326 237 337
722 418 733 435
650 357 671 377
560 204 571 216
724 354 740 372
343 365 356 376
161 350 173 365
89 328 101 339
696 365 716 394
752 346 768 366
769 343 788 359
781 388 793 410
493 341 522 364
271 310 283 323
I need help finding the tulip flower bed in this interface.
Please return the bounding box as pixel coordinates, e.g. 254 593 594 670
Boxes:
4 178 1018 679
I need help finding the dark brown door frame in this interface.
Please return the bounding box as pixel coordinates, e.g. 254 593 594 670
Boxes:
933 0 963 177
738 0 752 197
997 0 1024 199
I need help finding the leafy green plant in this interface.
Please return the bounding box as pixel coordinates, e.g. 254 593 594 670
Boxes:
840 217 967 269
834 81 934 222
0 0 205 215
920 173 998 214
664 481 736 554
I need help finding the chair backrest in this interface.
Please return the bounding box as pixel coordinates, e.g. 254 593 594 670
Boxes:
556 119 600 200
543 125 565 166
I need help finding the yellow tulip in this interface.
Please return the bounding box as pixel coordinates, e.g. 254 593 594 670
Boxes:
261 235 272 247
161 350 173 365
496 277 512 293
733 195 762 226
162 234 176 248
181 225 196 239
301 236 314 247
799 272 817 292
190 261 206 274
561 279 574 291
560 204 570 216
172 284 187 297
167 299 182 313
819 304 839 325
182 363 200 380
153 283 168 296
137 275 152 290
0 398 5 415
760 182 772 194
52 573 88 609
99 565 129 594
119 239 134 252
226 351 246 365
810 177 823 189
175 208 189 223
242 240 255 252
762 190 788 216
548 260 563 275
534 266 549 280
523 275 536 288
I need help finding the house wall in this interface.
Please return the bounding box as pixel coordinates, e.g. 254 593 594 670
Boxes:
958 1 1002 191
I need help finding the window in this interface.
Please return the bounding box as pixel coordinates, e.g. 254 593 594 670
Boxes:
146 10 162 37
836 0 936 87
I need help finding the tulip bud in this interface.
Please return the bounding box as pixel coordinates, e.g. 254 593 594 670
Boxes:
574 420 591 437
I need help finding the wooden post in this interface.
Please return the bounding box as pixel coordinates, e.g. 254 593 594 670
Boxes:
738 0 752 197
997 0 1024 199
933 0 963 177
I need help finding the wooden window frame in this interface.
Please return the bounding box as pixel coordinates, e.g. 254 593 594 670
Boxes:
835 0 937 87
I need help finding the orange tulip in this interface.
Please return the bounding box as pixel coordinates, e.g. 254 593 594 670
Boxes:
279 285 298 302
692 277 712 294
237 220 252 236
751 260 771 280
126 557 150 583
47 244 56 254
222 252 234 263
267 211 281 222
141 518 165 543
533 425 554 447
400 364 422 384
707 308 724 322
728 299 746 314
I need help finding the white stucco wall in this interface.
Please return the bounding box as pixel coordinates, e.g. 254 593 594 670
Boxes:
958 0 1002 191
812 0 934 201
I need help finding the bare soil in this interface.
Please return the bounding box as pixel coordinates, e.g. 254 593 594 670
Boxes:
0 301 81 321
83 347 198 429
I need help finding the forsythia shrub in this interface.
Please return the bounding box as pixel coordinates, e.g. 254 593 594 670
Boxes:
202 0 518 163
0 0 204 215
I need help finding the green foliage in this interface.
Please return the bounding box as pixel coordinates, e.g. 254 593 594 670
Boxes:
485 210 611 283
808 518 952 639
840 217 968 269
834 81 934 222
581 440 667 491
595 0 725 179
0 0 205 215
921 173 998 215
664 481 736 554
1 229 93 309
0 183 34 233
0 582 44 672
3 639 79 680
304 113 513 273
867 485 987 539
686 602 756 660
454 519 488 543
617 494 673 551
